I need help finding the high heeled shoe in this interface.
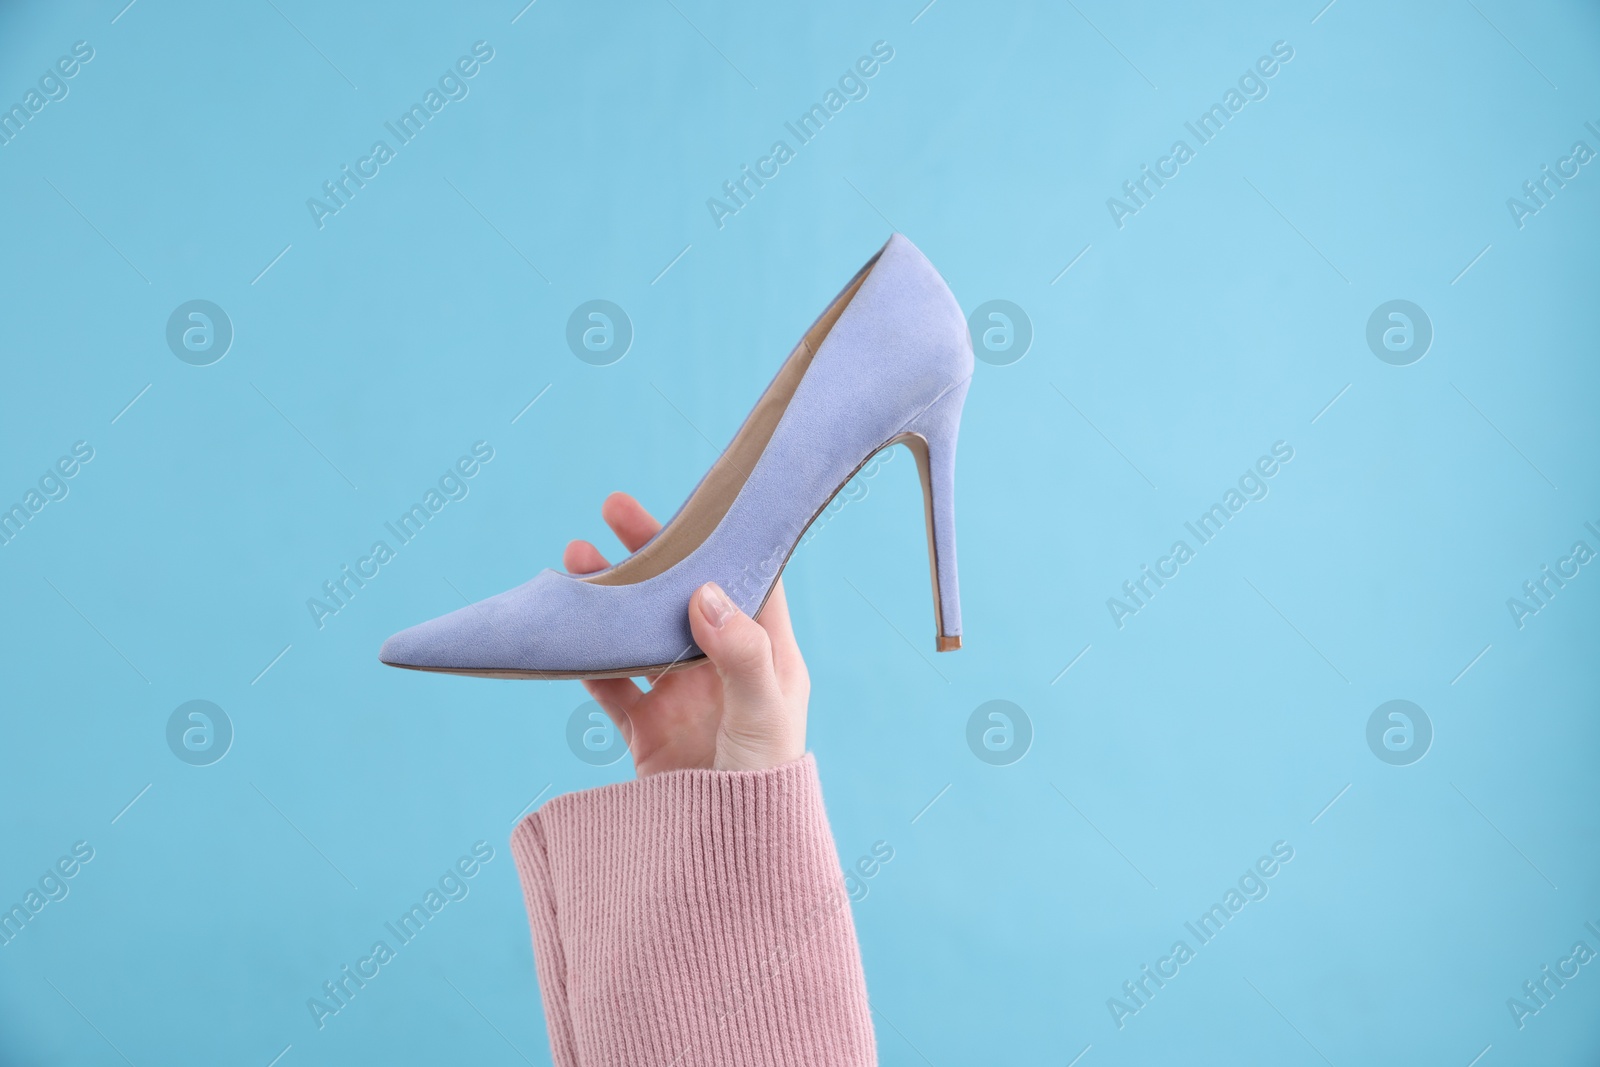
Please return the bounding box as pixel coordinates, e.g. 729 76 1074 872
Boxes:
380 234 972 679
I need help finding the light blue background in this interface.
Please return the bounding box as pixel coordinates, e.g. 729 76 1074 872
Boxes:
2 1 1597 1064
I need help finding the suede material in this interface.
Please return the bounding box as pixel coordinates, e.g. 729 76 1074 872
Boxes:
380 234 973 673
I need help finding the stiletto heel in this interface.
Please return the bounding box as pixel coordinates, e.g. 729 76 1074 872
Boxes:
894 377 968 651
380 234 974 679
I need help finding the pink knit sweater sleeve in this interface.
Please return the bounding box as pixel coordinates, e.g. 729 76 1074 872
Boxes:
509 754 877 1066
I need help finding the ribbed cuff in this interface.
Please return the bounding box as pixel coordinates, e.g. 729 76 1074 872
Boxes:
510 754 875 1066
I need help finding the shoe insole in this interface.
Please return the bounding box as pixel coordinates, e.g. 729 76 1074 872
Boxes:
584 249 880 587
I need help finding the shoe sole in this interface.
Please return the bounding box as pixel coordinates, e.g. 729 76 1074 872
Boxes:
381 430 960 681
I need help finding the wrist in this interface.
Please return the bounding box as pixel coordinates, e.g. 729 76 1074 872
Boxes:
713 734 805 772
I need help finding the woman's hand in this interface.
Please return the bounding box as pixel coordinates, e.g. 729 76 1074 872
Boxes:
564 492 810 776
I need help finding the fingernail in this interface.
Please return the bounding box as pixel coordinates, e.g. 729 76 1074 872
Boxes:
699 582 736 629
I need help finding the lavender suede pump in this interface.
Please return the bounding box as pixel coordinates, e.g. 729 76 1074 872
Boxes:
380 234 972 679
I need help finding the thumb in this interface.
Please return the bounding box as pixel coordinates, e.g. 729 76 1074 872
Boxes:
689 582 794 766
690 582 781 706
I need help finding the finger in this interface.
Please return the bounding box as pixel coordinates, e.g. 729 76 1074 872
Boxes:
601 491 663 554
689 581 785 712
689 582 803 770
581 676 644 748
754 578 807 693
564 539 610 575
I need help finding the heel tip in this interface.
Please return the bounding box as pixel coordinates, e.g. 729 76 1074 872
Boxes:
936 635 962 652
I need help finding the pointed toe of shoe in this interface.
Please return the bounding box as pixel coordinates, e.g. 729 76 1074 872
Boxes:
378 623 434 670
377 568 700 678
378 571 590 675
378 604 516 673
